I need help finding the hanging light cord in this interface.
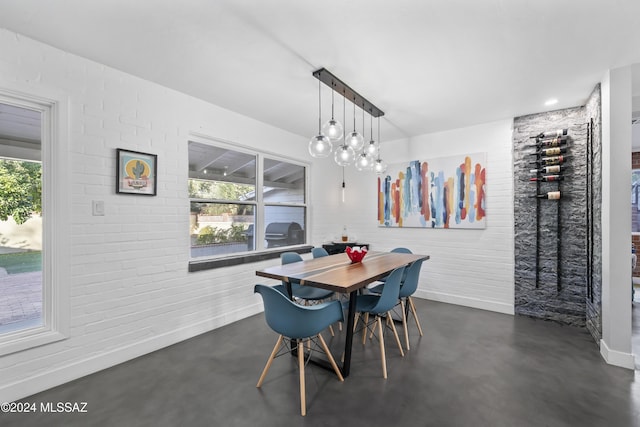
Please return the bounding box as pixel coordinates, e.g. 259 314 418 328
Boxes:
318 77 322 133
352 97 357 132
343 89 346 146
377 117 381 160
361 102 365 153
331 82 335 120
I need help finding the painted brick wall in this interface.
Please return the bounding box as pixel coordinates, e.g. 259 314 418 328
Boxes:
0 28 521 401
0 29 340 402
339 120 516 315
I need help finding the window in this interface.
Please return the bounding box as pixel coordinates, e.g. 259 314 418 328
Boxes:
188 137 307 261
0 90 69 355
0 104 42 338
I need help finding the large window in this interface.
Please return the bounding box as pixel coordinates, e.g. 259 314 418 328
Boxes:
0 105 42 337
0 90 68 356
189 138 307 259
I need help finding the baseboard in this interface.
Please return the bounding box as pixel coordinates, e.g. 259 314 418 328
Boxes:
599 338 635 370
0 303 263 403
415 289 514 315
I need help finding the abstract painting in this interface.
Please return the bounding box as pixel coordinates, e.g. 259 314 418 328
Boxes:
377 153 487 228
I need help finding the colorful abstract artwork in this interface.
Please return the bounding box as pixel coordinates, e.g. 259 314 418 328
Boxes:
377 153 487 228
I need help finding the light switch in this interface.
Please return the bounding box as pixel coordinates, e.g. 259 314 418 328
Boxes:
92 200 105 216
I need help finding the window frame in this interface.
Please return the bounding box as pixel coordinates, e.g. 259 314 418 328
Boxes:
0 88 70 356
188 134 311 271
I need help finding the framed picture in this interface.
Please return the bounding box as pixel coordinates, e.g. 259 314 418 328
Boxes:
116 148 157 196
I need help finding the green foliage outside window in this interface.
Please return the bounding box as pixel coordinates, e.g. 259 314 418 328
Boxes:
196 224 248 245
0 159 42 224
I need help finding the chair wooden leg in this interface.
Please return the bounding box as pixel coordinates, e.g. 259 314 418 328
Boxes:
257 335 283 387
353 312 360 333
377 316 387 379
317 334 344 382
298 340 306 416
386 311 404 357
408 297 424 336
362 312 370 345
328 324 335 336
401 299 410 350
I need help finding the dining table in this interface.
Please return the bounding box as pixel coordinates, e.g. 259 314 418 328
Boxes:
255 250 430 377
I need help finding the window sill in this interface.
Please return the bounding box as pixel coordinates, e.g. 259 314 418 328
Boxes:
188 245 313 272
0 327 67 356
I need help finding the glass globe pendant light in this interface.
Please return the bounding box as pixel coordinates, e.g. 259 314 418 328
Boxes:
373 117 388 175
335 144 356 166
321 82 343 142
334 89 355 166
355 151 373 171
373 158 387 174
308 78 332 158
345 97 364 151
355 107 373 171
365 110 378 157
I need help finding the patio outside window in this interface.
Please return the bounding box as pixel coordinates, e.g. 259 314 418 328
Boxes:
188 139 307 259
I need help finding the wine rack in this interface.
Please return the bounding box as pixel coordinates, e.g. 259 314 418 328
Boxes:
529 129 569 291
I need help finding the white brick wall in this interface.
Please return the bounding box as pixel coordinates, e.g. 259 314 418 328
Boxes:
0 28 516 402
311 121 516 314
0 29 310 402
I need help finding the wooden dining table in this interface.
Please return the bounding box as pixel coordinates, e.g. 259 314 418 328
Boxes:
255 251 429 377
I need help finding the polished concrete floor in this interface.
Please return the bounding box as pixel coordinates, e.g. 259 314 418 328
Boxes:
4 298 639 427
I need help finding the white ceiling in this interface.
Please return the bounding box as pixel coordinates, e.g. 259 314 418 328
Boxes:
0 0 639 143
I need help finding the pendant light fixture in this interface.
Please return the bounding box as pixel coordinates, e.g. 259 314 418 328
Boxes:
334 89 355 166
365 110 378 157
321 82 343 142
345 97 364 151
310 68 384 170
308 77 332 158
355 103 374 171
373 117 388 175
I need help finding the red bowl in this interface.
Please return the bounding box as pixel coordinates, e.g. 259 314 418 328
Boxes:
346 246 367 263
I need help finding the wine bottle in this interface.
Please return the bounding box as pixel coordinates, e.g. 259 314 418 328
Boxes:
529 175 564 182
530 165 561 174
530 129 568 139
527 147 567 156
531 191 561 200
535 136 567 147
537 146 567 156
529 155 570 166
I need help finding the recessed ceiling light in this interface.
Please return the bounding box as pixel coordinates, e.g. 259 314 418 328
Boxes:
545 98 558 106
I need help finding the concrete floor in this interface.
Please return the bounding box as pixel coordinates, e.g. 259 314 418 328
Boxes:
3 298 639 427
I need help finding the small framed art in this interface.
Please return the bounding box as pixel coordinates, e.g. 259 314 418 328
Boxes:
116 148 157 196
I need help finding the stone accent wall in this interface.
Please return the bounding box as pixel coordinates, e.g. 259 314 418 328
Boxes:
513 85 601 333
584 84 602 344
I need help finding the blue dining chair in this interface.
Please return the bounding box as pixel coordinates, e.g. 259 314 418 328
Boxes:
311 247 329 258
390 247 412 254
254 284 344 416
369 258 425 350
281 252 334 302
351 266 405 379
375 247 413 284
282 252 337 335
